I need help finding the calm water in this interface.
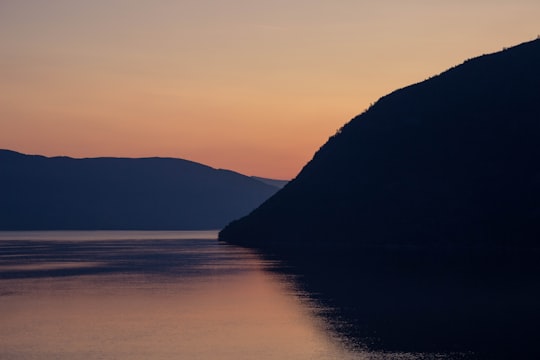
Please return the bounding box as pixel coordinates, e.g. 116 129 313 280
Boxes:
0 231 538 359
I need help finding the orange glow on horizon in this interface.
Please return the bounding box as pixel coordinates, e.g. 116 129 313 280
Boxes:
1 1 539 179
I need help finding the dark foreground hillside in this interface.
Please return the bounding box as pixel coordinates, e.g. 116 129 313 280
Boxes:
220 39 540 248
0 150 280 230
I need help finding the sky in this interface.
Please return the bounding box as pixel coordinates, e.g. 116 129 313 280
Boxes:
1 1 539 179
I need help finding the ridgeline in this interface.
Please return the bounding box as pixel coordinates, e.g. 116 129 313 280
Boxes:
0 150 281 230
220 39 540 249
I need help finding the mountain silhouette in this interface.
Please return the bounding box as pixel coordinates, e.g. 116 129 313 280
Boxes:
0 150 281 230
220 38 540 248
250 176 289 189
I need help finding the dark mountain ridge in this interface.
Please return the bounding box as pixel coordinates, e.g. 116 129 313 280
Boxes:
0 149 281 230
219 38 540 249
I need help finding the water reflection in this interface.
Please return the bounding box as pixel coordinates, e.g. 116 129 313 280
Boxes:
0 232 256 280
2 232 537 359
0 231 356 360
260 247 540 360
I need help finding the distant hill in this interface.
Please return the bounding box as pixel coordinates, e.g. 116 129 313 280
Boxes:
0 150 281 230
220 38 540 248
251 176 289 189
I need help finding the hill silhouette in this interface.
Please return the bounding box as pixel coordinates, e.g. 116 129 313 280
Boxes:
250 176 289 189
0 150 281 230
220 39 540 249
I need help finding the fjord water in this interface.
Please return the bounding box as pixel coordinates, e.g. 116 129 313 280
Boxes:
0 231 362 360
1 231 538 359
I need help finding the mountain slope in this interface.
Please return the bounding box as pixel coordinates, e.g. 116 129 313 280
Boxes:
219 39 540 248
251 176 289 189
0 150 280 230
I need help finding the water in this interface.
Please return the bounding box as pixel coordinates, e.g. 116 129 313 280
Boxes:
0 231 538 359
0 231 360 360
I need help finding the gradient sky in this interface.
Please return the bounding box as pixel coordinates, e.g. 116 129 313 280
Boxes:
1 1 539 179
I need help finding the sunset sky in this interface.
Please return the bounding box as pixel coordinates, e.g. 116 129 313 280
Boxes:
1 1 539 179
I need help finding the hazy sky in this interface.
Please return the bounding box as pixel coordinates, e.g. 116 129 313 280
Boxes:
1 1 539 178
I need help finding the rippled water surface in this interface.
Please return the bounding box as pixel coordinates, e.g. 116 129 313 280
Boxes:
0 231 379 360
1 231 537 359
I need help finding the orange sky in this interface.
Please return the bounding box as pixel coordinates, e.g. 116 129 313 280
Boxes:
1 1 539 179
